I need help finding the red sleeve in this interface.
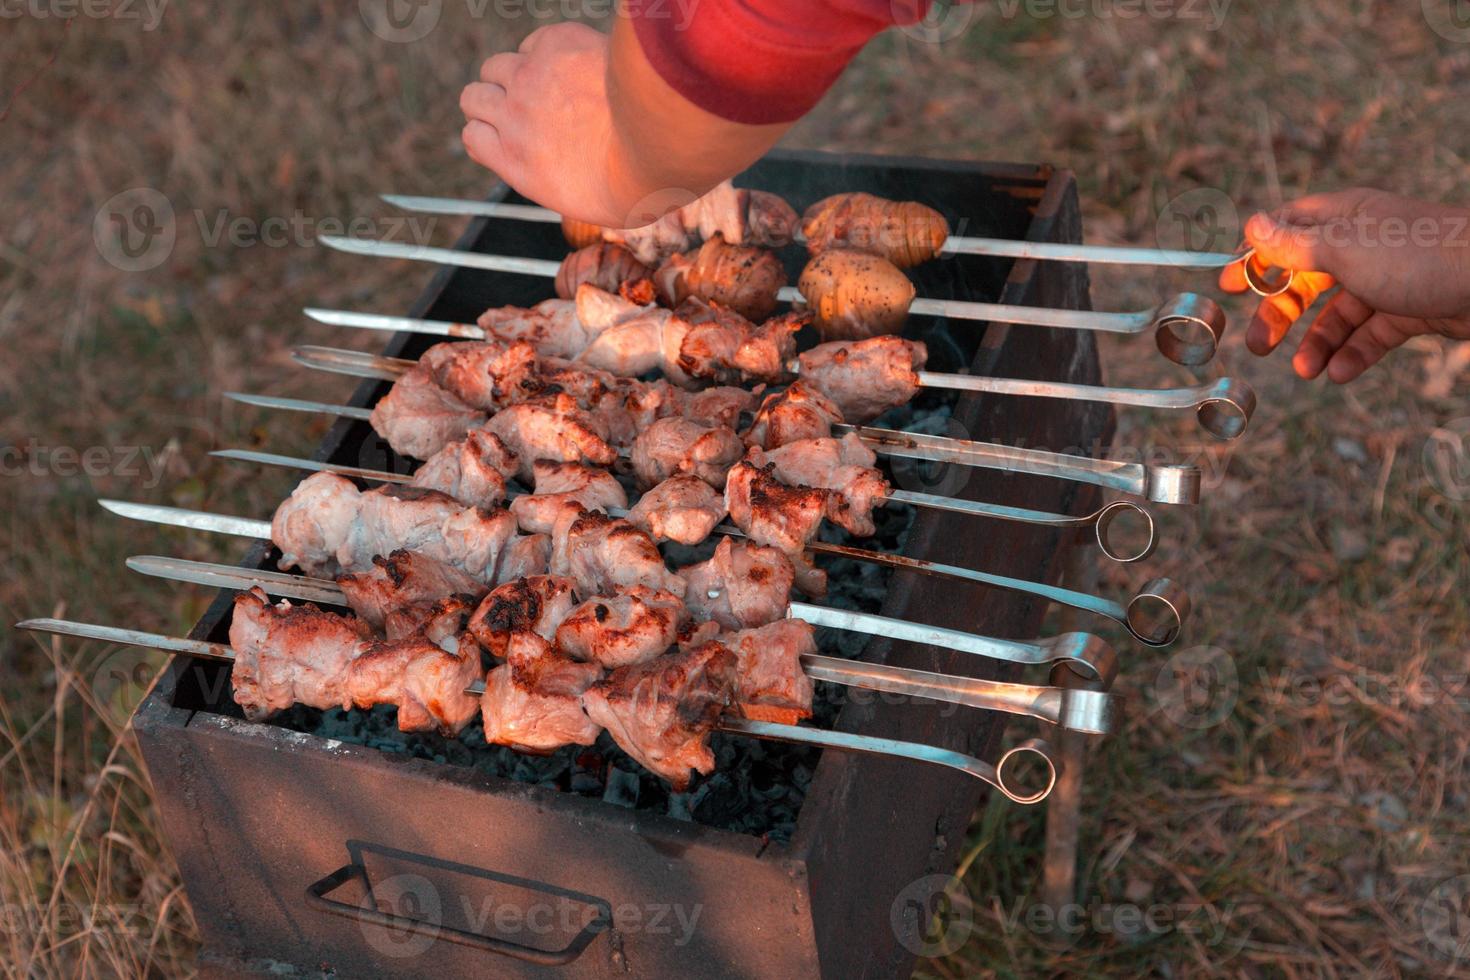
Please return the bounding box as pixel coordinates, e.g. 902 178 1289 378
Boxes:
626 0 934 125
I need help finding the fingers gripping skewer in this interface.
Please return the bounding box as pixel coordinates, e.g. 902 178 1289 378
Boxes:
314 237 1228 367
13 617 1060 804
200 439 1186 645
282 344 1203 506
124 554 1123 731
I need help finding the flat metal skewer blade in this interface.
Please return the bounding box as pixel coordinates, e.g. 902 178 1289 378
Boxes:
15 618 232 661
127 556 346 605
99 499 271 539
303 306 485 340
225 392 374 421
380 194 563 224
211 449 411 485
318 235 562 279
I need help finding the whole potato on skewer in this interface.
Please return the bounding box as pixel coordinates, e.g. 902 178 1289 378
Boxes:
801 192 949 268
798 249 915 341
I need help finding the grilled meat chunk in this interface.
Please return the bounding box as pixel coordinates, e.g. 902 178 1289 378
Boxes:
681 538 793 630
668 299 802 388
630 417 745 491
551 510 688 599
654 234 786 321
422 339 539 412
509 461 629 535
576 307 673 378
369 362 487 461
496 532 553 583
564 181 797 259
343 627 483 736
672 385 761 431
481 631 603 753
477 298 592 359
714 619 816 724
555 587 688 669
723 462 830 596
555 242 652 299
625 475 728 546
411 429 519 510
751 434 889 537
744 381 845 450
271 472 363 576
796 336 928 423
336 549 487 629
228 587 371 721
466 575 579 660
581 642 738 790
485 393 618 482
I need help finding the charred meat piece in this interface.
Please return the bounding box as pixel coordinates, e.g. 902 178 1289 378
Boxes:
555 242 652 299
510 460 629 535
714 619 816 724
336 549 487 629
670 299 802 388
551 509 687 599
800 192 949 269
343 627 483 736
654 234 787 322
630 416 745 491
411 429 519 510
751 433 890 537
681 537 794 630
481 631 604 753
796 336 928 423
563 181 797 259
555 586 688 669
466 575 579 660
421 339 539 412
625 475 728 546
382 595 475 647
228 587 371 721
271 472 363 577
485 393 618 482
581 642 738 790
744 381 845 450
723 462 831 597
369 363 486 461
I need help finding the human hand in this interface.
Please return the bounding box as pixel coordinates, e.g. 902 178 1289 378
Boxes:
1219 188 1470 382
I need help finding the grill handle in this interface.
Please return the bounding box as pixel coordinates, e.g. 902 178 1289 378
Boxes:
305 862 610 966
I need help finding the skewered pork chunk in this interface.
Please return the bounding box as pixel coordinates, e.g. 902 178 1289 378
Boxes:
798 249 916 341
667 299 802 389
630 417 745 491
672 384 762 431
228 587 372 721
509 461 629 534
712 619 816 724
422 339 539 412
581 641 739 790
797 336 928 423
800 192 949 269
466 575 579 659
552 509 688 599
555 587 688 669
625 475 728 546
563 181 798 259
576 306 674 378
485 393 618 482
369 362 486 460
497 532 553 583
411 429 520 510
555 243 651 299
336 549 487 629
654 234 787 322
743 381 845 450
481 631 603 753
723 462 831 596
681 537 794 630
271 472 364 576
750 433 889 537
343 625 483 736
382 594 475 646
478 298 592 359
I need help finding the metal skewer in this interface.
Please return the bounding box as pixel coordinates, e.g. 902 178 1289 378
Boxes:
282 344 1203 506
124 554 1122 732
316 236 1228 367
14 616 1059 803
299 309 1252 439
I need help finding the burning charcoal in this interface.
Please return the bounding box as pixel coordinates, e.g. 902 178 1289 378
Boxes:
602 765 641 809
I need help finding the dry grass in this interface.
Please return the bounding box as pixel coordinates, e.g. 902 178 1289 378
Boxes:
3 1 1470 976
